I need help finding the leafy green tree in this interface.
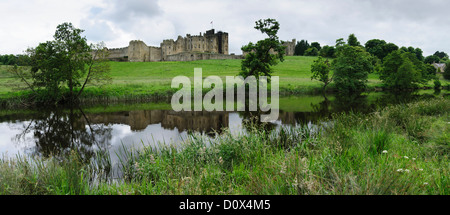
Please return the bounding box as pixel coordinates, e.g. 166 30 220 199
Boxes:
310 42 321 51
240 18 285 78
319 45 336 58
294 40 309 56
365 39 386 60
335 38 346 52
444 61 450 80
400 46 424 61
434 51 448 59
383 43 399 55
414 48 424 61
347 34 361 47
0 54 17 65
311 56 333 92
24 22 110 103
332 45 374 93
424 55 441 64
380 50 434 89
304 47 319 56
364 39 398 61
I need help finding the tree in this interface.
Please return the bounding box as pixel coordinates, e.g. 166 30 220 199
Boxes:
434 51 448 59
444 61 450 80
365 39 386 60
24 22 111 103
364 39 399 61
383 43 399 56
380 50 434 89
400 46 424 61
304 47 319 56
347 34 361 47
414 48 424 61
311 56 333 92
335 38 346 51
240 18 285 79
319 45 336 58
310 42 321 51
332 45 374 93
424 55 441 64
294 40 309 56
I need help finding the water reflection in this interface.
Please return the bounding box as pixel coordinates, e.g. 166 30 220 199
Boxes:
13 107 112 162
83 110 229 135
0 90 447 162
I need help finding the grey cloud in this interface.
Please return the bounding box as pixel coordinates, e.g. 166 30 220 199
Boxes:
105 0 162 24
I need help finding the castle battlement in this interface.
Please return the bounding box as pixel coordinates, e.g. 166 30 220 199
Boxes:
105 29 236 62
104 29 295 62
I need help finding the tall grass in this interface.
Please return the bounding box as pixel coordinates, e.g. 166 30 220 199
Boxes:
0 97 448 195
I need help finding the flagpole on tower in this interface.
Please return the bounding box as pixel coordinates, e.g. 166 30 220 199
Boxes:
211 21 213 29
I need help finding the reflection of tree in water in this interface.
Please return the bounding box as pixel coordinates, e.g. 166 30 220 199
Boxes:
239 110 277 133
331 93 373 114
15 107 112 163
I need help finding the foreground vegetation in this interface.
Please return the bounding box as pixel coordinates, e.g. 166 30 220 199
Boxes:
1 97 448 195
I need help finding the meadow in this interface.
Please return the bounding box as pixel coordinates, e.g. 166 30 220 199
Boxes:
1 56 449 104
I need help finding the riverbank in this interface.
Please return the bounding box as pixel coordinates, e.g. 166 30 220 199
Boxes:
1 97 448 195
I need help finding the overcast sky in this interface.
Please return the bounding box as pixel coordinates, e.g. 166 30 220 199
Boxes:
1 0 449 56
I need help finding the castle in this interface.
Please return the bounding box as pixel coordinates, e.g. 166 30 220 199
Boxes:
105 29 296 62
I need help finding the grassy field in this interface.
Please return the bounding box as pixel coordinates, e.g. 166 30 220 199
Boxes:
0 97 448 195
1 56 449 106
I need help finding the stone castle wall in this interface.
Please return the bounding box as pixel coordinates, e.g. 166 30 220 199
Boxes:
283 39 296 56
165 52 243 61
106 29 236 62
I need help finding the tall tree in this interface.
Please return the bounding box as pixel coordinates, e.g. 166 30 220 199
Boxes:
444 61 450 80
364 39 398 61
304 47 319 56
433 51 449 59
424 55 441 64
380 50 435 89
25 22 111 103
310 42 321 51
294 40 310 56
311 56 333 92
319 45 336 58
240 18 285 78
332 45 374 93
365 39 387 60
347 34 361 47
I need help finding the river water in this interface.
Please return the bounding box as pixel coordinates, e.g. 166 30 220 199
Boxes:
0 90 447 170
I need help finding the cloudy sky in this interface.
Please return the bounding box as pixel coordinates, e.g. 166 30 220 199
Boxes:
1 0 449 56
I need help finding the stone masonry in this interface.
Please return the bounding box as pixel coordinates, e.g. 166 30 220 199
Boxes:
105 29 296 62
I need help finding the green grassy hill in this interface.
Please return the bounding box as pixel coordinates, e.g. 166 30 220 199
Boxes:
1 56 449 100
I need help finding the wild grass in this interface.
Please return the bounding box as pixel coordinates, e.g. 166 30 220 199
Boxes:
1 97 448 195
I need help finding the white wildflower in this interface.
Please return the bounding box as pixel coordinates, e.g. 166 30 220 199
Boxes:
382 150 388 154
424 182 428 185
404 169 410 173
397 169 404 172
404 156 409 159
419 169 423 171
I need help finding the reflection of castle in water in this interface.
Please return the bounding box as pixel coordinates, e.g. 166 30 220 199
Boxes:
82 110 229 133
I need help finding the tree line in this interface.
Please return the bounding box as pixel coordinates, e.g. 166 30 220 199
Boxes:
308 33 450 93
0 54 32 66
